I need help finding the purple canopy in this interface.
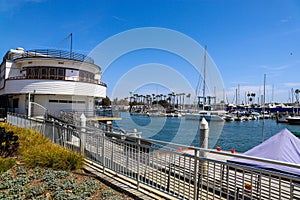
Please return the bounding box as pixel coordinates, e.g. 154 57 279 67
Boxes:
230 128 300 176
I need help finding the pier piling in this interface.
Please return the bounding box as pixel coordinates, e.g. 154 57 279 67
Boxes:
199 118 209 157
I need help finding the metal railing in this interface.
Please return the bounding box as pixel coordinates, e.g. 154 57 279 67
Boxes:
9 49 94 64
6 75 107 87
6 113 300 199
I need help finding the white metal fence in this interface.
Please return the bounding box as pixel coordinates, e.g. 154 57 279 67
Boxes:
6 112 300 200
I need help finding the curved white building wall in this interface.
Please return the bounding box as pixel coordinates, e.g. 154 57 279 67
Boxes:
2 80 106 97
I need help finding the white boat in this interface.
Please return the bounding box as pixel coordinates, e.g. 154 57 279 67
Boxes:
259 111 271 119
185 110 225 121
0 48 107 117
165 112 182 117
234 115 245 121
286 116 300 125
223 114 234 122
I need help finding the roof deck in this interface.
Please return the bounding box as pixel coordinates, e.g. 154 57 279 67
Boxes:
6 49 94 64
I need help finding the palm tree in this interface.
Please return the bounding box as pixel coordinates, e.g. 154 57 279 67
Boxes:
168 93 172 104
152 94 155 104
250 93 256 105
186 93 191 107
129 92 133 103
247 92 251 104
182 93 185 109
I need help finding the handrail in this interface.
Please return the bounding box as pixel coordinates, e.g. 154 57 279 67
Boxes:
6 76 107 87
7 112 300 172
9 49 94 64
6 112 300 199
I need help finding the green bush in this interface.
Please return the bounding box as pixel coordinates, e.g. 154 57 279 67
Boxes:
0 158 15 174
0 123 83 170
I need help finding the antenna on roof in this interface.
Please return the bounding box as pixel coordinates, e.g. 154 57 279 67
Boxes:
70 33 73 54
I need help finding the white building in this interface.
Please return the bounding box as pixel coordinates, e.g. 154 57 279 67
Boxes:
0 48 106 116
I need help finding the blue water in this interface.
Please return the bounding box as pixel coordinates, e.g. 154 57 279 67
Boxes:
114 112 300 153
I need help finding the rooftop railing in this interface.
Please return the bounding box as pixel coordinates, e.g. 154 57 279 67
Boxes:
6 75 107 87
9 49 94 64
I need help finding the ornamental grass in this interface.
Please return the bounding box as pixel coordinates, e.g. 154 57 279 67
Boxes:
0 122 83 171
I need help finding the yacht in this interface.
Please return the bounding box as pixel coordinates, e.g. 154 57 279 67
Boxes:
0 48 107 117
185 110 225 121
286 116 300 125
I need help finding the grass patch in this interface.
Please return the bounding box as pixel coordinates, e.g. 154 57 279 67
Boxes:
0 158 15 174
0 123 83 170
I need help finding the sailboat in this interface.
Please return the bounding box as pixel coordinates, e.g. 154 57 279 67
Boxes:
185 46 225 122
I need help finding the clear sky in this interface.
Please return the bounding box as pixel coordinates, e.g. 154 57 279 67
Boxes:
1 0 300 103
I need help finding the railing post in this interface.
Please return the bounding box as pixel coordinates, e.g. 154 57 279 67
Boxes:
80 113 86 156
30 114 32 129
196 118 209 199
193 149 198 200
102 132 106 173
52 121 55 142
137 138 141 190
199 117 209 157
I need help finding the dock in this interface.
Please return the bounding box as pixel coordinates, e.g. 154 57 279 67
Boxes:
87 116 122 122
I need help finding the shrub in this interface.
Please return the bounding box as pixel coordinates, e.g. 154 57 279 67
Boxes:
0 123 83 170
25 185 45 199
0 157 15 174
102 189 115 198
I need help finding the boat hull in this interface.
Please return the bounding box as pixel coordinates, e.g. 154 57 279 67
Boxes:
185 113 224 121
287 117 300 125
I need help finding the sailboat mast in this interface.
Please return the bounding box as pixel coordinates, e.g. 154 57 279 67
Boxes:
203 45 207 106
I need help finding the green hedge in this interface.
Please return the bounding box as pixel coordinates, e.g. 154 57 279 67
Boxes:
0 123 83 171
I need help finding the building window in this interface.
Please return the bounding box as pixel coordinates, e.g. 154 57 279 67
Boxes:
49 68 56 79
34 68 39 79
27 68 33 78
49 99 86 104
79 70 94 83
25 67 95 83
41 68 47 79
58 68 65 80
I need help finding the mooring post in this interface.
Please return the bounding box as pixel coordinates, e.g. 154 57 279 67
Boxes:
199 118 209 156
80 113 86 155
195 118 210 199
199 118 209 179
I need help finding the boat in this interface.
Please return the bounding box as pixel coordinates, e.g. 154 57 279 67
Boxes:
0 47 107 118
223 114 234 122
185 45 225 122
234 115 245 121
165 112 182 117
259 111 271 119
185 110 225 121
286 116 300 125
250 111 260 120
276 114 289 123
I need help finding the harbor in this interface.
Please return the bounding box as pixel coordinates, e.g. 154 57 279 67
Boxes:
113 110 300 153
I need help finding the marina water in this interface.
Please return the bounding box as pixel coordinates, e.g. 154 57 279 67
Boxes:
115 112 300 153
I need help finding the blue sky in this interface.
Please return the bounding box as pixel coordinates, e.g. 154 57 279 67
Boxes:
1 0 300 103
